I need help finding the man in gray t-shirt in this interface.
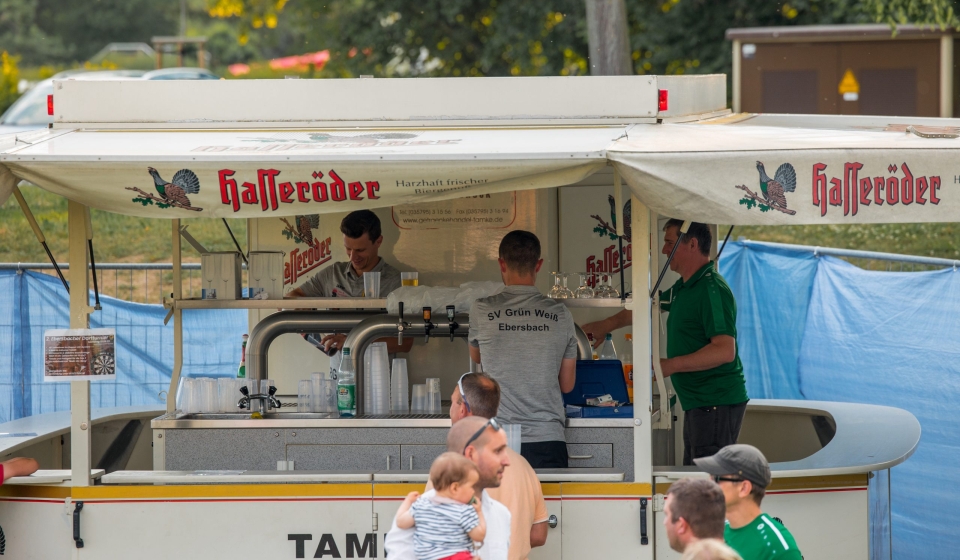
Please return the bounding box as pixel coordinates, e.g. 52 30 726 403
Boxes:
289 210 408 354
468 230 577 469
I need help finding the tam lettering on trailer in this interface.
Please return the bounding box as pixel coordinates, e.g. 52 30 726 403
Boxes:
219 169 380 213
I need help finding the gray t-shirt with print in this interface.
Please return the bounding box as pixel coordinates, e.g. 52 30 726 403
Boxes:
299 259 402 298
468 285 578 443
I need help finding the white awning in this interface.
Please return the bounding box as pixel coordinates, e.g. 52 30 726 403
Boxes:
1 126 618 218
609 114 960 225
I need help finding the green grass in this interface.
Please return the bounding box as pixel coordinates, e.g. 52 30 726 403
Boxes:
728 223 960 261
1 185 246 264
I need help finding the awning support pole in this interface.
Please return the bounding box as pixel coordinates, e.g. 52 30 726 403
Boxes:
716 226 734 260
84 208 101 310
650 220 691 298
68 200 93 487
167 219 183 415
613 168 627 301
222 218 247 264
12 185 69 293
630 195 653 486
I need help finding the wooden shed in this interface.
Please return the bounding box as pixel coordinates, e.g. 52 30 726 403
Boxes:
727 24 958 118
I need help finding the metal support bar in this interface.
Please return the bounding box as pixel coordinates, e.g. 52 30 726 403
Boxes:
12 185 69 293
716 226 734 260
650 220 691 298
222 218 247 264
167 219 183 414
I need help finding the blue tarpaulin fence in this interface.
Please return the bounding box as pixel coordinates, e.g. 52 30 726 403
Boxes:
0 269 245 422
720 241 958 560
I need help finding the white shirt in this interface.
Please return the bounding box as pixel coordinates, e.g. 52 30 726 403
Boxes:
385 489 511 560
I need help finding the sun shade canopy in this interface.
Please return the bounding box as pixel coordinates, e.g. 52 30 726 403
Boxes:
609 114 960 225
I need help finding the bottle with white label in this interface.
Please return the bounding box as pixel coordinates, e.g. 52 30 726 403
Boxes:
599 333 618 360
337 348 356 417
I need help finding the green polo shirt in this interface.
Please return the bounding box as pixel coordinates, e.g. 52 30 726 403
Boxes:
725 514 803 560
660 261 748 411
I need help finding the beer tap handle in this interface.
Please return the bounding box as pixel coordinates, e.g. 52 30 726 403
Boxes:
447 305 458 341
423 307 433 343
397 302 405 346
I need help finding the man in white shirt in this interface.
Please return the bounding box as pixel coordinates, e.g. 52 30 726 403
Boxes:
385 416 512 560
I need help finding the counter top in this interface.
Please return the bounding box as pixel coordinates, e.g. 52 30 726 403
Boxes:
100 470 374 484
0 405 164 457
97 469 624 485
654 398 921 478
5 469 105 485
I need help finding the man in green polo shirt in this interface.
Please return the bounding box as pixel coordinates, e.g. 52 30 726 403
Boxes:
695 444 803 560
659 219 748 465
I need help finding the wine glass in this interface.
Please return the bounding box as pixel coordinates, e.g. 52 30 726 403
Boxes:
574 273 595 298
548 272 565 298
601 273 621 298
553 273 574 299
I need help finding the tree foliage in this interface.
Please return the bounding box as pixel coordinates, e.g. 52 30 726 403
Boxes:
208 0 960 79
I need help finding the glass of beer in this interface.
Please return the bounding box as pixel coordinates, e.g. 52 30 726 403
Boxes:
401 272 419 287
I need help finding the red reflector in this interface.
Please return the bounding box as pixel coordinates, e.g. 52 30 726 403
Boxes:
47 95 53 116
658 90 668 112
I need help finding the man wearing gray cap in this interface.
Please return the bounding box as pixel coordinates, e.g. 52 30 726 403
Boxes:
694 445 802 560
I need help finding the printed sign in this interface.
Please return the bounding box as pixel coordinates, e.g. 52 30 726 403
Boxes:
44 328 117 381
392 192 516 230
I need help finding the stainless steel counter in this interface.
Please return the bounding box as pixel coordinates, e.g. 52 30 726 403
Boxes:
150 412 635 430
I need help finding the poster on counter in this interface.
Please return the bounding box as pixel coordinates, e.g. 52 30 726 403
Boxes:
43 328 117 381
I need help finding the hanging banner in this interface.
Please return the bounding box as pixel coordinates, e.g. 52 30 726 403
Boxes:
44 328 117 381
1 127 616 218
609 118 960 225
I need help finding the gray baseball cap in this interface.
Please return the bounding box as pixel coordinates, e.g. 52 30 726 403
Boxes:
694 444 772 489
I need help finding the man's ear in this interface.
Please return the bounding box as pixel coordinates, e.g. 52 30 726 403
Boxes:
373 235 384 249
740 480 753 499
498 258 507 275
534 259 543 274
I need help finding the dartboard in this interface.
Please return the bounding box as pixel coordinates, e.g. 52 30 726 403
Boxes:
93 353 115 376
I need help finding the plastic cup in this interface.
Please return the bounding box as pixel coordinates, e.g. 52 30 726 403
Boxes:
363 271 381 298
391 359 409 414
411 384 427 413
298 380 313 413
502 423 522 454
401 272 419 287
425 377 441 414
218 377 238 412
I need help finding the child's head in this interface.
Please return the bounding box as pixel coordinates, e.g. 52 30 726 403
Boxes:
430 452 480 504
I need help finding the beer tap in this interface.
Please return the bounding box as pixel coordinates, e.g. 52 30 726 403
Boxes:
397 302 409 346
447 305 459 341
423 307 434 343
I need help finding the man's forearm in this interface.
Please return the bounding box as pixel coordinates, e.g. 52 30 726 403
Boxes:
661 336 735 377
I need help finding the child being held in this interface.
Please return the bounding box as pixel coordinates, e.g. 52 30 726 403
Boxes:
395 452 487 560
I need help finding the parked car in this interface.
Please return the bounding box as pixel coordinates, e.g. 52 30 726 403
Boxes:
141 67 220 80
0 67 220 134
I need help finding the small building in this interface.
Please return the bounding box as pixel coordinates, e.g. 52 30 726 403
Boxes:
726 24 957 117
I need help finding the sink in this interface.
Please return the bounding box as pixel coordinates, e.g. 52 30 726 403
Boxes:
174 412 340 420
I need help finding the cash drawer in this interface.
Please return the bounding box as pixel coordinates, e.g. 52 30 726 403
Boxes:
566 443 613 468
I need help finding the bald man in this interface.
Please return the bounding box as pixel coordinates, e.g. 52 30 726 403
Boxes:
385 416 513 560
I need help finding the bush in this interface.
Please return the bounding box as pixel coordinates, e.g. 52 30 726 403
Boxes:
0 51 20 115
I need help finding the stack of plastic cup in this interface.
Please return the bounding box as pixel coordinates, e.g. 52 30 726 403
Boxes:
502 423 522 454
390 359 409 414
298 380 313 412
425 378 441 414
199 378 218 413
218 378 238 412
411 384 427 413
364 342 391 415
177 378 197 413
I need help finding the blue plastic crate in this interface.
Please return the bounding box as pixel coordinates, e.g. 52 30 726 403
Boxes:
563 360 633 418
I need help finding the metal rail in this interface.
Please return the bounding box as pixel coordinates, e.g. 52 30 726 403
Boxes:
738 240 960 270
